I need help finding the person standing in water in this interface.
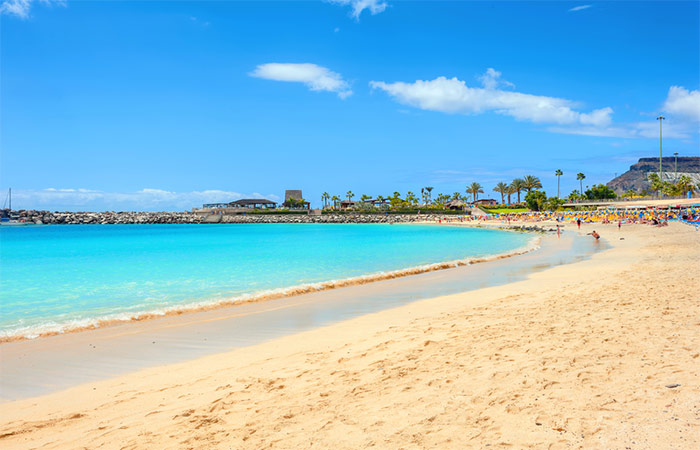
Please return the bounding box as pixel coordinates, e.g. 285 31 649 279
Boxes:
587 230 600 241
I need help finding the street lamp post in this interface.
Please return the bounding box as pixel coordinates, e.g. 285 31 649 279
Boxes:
657 116 665 180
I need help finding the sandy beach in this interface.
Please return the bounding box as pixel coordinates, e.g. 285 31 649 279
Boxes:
1 222 699 449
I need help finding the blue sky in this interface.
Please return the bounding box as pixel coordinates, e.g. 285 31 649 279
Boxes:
1 0 699 211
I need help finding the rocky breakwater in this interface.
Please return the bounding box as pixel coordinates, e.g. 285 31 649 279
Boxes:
3 210 204 225
2 210 446 225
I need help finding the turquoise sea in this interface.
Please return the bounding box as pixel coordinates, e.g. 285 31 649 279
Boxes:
0 224 533 339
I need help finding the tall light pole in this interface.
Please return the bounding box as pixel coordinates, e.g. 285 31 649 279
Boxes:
657 115 665 180
674 152 679 181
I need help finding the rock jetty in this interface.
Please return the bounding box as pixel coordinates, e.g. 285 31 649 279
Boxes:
2 210 454 225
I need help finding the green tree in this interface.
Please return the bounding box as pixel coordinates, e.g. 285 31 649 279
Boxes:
405 191 418 205
648 173 663 196
510 178 525 203
567 190 582 201
467 182 484 202
493 182 509 204
584 184 616 200
435 193 450 206
389 192 403 209
346 190 354 201
425 186 434 204
545 196 565 211
554 169 563 198
621 189 638 199
576 173 586 198
522 175 542 193
676 175 695 196
321 192 330 209
525 190 547 211
331 195 340 209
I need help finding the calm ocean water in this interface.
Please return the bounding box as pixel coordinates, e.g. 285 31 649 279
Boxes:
0 224 532 339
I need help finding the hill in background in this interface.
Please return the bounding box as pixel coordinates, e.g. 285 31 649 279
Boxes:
606 157 700 194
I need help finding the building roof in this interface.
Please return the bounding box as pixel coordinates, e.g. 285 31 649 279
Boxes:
229 199 277 206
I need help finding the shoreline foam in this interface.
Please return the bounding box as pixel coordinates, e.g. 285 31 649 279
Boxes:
0 234 541 343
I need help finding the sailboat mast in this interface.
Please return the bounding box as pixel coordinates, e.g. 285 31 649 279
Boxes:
9 188 11 211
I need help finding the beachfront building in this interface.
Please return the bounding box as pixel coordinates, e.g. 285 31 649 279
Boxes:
445 199 467 210
473 198 498 207
195 198 277 215
339 200 358 209
228 199 277 209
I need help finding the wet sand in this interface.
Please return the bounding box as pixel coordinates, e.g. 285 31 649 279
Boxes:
0 222 698 449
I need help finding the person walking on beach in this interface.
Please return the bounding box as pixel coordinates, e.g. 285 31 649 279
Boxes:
577 218 581 229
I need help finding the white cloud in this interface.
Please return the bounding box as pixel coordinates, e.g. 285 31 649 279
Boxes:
554 85 700 138
10 188 282 212
662 86 700 121
478 68 514 90
0 0 64 18
1 0 32 17
548 121 691 139
330 0 388 20
370 69 613 127
568 5 592 13
250 63 353 99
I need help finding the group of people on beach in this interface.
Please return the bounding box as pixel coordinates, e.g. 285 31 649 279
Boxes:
482 206 699 226
430 206 700 238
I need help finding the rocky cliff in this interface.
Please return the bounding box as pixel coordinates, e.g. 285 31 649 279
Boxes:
606 157 700 194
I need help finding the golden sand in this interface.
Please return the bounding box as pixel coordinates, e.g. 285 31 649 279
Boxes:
1 222 698 449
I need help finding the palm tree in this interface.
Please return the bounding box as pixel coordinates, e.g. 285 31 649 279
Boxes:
360 194 372 203
331 195 340 209
522 175 542 193
466 182 484 202
510 178 525 203
576 173 586 198
375 195 385 207
554 169 563 198
405 191 418 205
506 185 515 204
346 190 354 201
493 182 509 204
677 175 695 196
425 186 434 204
321 192 330 209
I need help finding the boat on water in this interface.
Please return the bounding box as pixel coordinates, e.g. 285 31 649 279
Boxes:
1 188 31 226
